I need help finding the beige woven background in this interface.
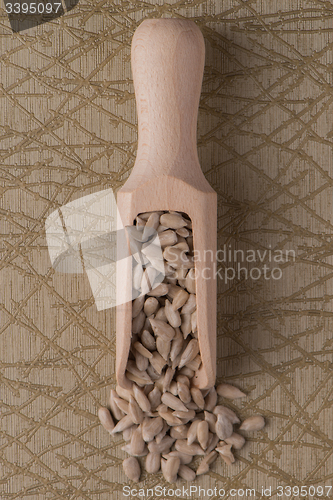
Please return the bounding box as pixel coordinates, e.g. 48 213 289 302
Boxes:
1 1 333 498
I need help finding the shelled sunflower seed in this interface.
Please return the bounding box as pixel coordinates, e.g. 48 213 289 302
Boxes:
98 210 266 483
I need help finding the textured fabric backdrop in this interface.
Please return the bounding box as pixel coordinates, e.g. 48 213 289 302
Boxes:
1 1 333 498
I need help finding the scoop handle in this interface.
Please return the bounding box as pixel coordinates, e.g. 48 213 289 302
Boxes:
131 19 205 180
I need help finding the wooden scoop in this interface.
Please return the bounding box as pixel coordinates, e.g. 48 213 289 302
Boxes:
116 19 217 390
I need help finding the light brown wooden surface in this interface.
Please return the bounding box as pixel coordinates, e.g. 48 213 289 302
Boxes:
116 19 217 391
1 2 333 498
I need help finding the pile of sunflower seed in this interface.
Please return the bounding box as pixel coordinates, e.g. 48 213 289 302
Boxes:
98 210 266 483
